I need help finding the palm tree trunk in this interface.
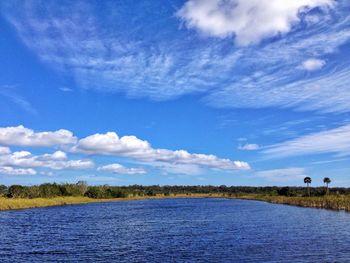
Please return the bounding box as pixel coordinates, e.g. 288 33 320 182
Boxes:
307 183 310 197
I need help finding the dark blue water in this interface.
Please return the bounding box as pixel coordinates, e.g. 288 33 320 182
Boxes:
1 198 350 262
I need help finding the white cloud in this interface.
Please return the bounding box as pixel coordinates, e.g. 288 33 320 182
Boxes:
43 150 67 160
156 163 204 176
263 124 350 158
206 65 350 113
40 171 55 177
255 167 307 182
0 126 250 174
98 163 146 175
59 87 73 92
75 132 150 156
0 149 94 170
75 131 250 171
300 58 326 71
177 0 334 46
0 166 37 176
2 1 350 114
0 125 77 147
77 174 121 183
0 146 10 155
238 143 260 151
1 3 223 101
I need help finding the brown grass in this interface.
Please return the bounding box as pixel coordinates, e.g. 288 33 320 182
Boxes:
0 194 223 211
235 195 350 212
2 193 349 212
0 196 114 211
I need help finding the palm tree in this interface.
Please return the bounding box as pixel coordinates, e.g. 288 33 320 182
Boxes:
304 177 312 197
323 177 331 195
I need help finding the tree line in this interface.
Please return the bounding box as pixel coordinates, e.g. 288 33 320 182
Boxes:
0 181 348 199
304 176 332 196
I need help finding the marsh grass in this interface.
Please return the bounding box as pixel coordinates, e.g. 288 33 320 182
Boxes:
0 197 115 211
236 195 350 212
0 194 221 211
1 193 350 212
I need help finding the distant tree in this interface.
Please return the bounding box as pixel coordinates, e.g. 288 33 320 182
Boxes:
7 185 26 198
38 183 63 198
27 186 41 198
0 185 7 197
76 181 88 195
64 181 88 196
146 189 156 196
278 187 291 197
84 187 103 198
323 177 331 195
304 177 312 197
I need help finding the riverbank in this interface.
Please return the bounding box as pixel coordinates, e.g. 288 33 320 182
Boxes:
0 194 218 211
0 196 115 211
1 194 350 212
235 195 350 212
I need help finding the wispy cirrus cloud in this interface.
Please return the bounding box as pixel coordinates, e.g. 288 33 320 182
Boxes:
1 0 350 113
255 167 307 182
0 85 37 114
1 0 240 101
263 124 350 158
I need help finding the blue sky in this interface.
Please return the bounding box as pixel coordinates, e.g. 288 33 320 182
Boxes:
0 0 349 186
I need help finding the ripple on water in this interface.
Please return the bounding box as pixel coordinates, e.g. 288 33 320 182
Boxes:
0 198 350 262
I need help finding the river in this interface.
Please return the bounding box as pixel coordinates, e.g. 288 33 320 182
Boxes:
1 198 349 262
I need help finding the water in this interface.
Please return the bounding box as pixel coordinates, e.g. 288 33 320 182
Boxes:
1 198 350 262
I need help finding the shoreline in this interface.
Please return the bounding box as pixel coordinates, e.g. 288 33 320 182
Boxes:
0 194 218 211
1 194 350 212
233 195 350 212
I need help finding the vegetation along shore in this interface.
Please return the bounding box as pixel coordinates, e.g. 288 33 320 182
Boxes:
1 181 350 212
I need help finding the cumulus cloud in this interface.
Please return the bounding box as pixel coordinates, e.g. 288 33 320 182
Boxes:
238 143 260 151
75 132 150 156
263 124 350 158
300 58 326 71
98 163 146 175
0 166 37 176
177 0 334 46
255 167 307 182
0 125 77 147
75 131 250 171
0 146 11 155
0 149 94 170
0 126 250 174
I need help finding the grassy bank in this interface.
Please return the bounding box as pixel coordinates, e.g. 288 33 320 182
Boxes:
0 194 221 211
1 193 350 212
235 195 350 212
0 196 118 211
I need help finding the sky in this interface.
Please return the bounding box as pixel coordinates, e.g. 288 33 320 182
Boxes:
0 0 349 186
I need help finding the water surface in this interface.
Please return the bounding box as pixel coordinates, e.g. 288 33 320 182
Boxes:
1 198 349 262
